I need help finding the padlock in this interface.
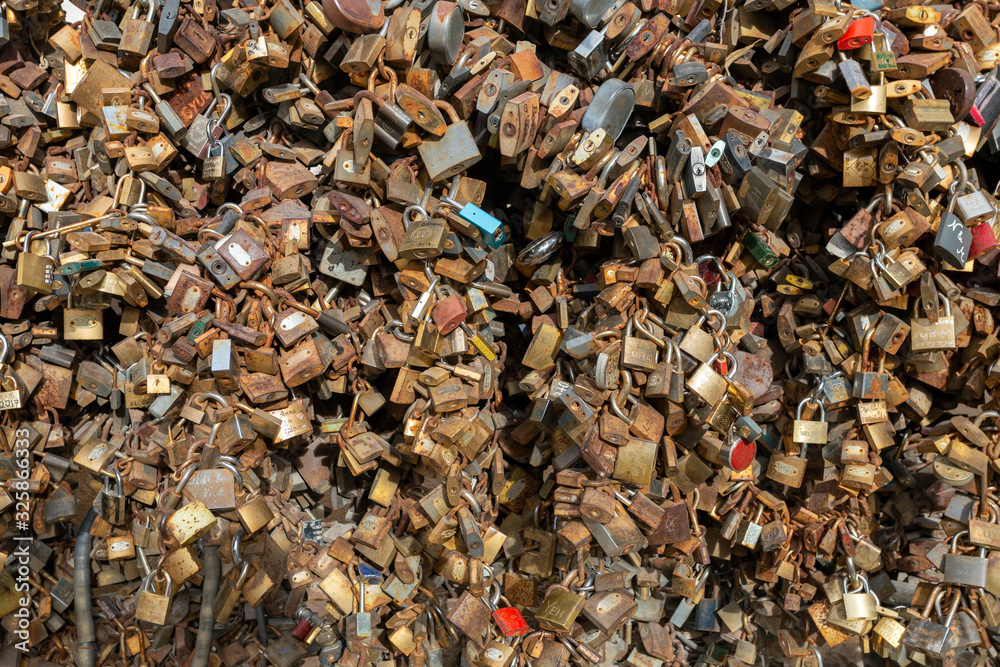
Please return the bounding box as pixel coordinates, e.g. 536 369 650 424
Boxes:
419 122 482 182
202 136 226 181
143 83 187 141
101 468 128 525
910 293 957 351
943 531 988 588
853 326 889 400
841 575 878 620
686 350 729 407
536 584 585 632
426 2 463 65
582 589 638 633
134 571 174 625
678 314 719 364
837 15 877 50
792 397 828 444
766 443 808 488
119 0 157 57
953 183 995 227
721 427 757 472
902 588 954 658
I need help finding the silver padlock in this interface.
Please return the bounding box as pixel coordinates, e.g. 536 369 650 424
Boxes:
953 185 996 226
942 531 988 588
567 29 607 80
569 0 618 28
426 1 463 65
580 78 635 140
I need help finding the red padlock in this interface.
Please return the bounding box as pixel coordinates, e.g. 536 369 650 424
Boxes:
970 221 998 259
713 350 732 376
837 15 876 50
722 437 756 472
970 104 986 127
292 619 313 640
431 293 468 335
493 606 531 637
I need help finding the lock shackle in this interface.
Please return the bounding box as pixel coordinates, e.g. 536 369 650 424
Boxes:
920 583 946 617
934 588 961 628
669 235 693 265
937 293 951 317
610 371 634 425
559 636 583 663
424 263 438 287
232 526 246 568
402 204 429 226
722 351 737 378
915 145 938 164
207 136 223 156
862 194 886 215
215 459 245 490
841 572 868 595
168 461 198 500
696 254 731 289
234 560 252 588
595 150 621 188
386 319 415 342
955 159 971 194
814 370 843 397
796 397 825 421
145 569 173 596
0 334 9 365
438 194 465 212
19 229 36 254
842 551 860 587
216 454 243 470
661 240 684 269
207 63 225 116
844 514 864 542
950 529 970 552
974 410 1000 429
860 325 876 370
298 72 320 96
705 309 727 335
632 316 665 348
946 161 969 213
135 548 153 581
135 178 149 212
140 52 157 81
111 179 127 209
194 391 230 409
206 94 233 141
108 467 124 492
688 488 702 534
462 489 482 518
490 579 502 607
870 240 889 274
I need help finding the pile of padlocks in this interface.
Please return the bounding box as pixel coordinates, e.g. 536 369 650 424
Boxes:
3 0 1000 662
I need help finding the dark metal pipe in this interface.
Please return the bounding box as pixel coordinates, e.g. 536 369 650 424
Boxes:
192 545 220 667
74 508 98 667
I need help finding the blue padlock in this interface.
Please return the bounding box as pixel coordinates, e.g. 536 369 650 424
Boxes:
442 195 506 249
